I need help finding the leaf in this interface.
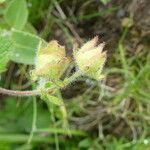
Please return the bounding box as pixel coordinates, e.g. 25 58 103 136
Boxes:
100 0 111 5
46 95 63 106
23 22 37 34
78 138 92 148
0 36 13 73
0 0 5 3
0 97 51 133
4 0 28 30
10 29 41 64
41 92 64 106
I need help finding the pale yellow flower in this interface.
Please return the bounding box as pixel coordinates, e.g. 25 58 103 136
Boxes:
34 40 69 81
74 36 107 80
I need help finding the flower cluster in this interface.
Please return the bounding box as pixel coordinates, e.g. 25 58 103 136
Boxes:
33 36 107 84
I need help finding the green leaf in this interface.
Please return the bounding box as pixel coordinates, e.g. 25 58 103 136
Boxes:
0 36 13 73
10 29 40 64
46 95 63 106
78 138 92 148
42 92 64 106
99 0 111 5
4 0 28 30
0 0 5 3
23 22 37 34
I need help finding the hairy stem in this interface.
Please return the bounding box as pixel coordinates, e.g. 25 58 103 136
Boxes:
0 87 40 96
0 71 81 97
63 70 82 87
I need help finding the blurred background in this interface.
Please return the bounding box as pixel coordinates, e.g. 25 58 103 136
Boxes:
0 0 150 149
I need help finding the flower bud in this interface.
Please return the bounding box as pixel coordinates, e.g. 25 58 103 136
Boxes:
74 36 107 80
33 40 69 81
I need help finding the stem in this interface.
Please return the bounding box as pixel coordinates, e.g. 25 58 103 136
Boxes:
45 98 60 150
118 26 129 79
28 97 37 144
0 71 81 97
51 106 59 150
0 87 40 96
0 87 54 97
63 70 82 87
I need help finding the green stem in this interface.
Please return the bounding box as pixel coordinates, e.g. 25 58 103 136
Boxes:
50 106 59 150
37 128 87 136
118 26 129 79
44 94 60 150
63 70 82 87
0 134 60 143
28 97 37 144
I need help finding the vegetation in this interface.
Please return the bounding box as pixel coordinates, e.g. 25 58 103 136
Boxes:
0 0 149 149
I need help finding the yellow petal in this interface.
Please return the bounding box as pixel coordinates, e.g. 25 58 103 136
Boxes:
39 40 66 57
79 36 98 52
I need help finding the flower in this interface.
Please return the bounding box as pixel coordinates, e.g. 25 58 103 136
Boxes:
34 40 69 81
74 36 107 80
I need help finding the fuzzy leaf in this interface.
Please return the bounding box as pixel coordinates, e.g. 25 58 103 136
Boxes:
41 92 63 106
46 95 63 106
10 29 41 64
0 36 13 73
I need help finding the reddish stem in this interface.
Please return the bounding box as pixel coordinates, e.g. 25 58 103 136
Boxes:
0 87 40 97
